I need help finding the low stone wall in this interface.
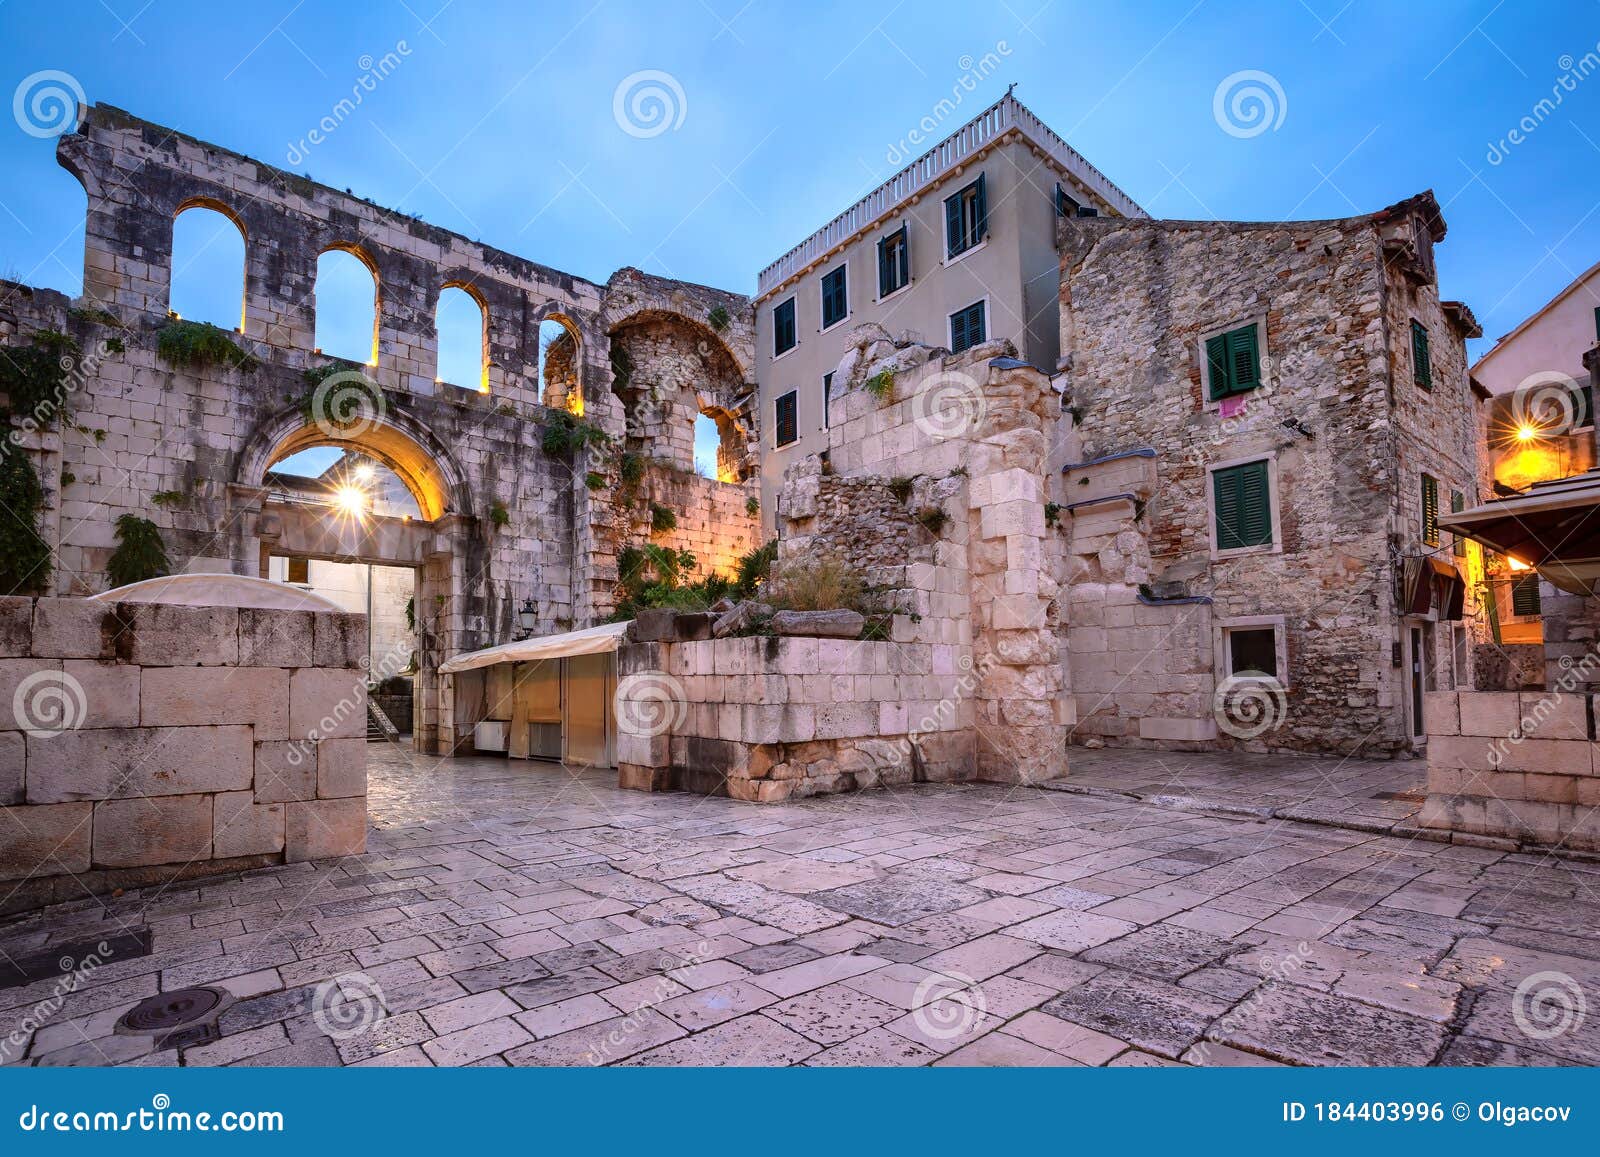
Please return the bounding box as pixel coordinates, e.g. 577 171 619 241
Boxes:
615 625 976 802
0 596 368 913
1419 690 1600 852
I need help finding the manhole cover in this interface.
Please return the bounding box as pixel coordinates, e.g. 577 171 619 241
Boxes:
115 986 233 1036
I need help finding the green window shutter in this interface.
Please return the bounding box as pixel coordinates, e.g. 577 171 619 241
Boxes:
822 267 846 328
1421 473 1439 547
1205 334 1230 400
973 173 988 241
774 298 795 356
1451 490 1467 557
945 193 963 256
1213 460 1272 550
896 225 909 289
775 391 797 447
969 302 985 346
877 237 890 297
1412 320 1432 389
1511 574 1542 617
950 307 968 353
1229 325 1259 392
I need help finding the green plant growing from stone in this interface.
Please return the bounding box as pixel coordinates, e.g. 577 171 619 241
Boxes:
150 489 188 508
864 370 895 401
887 476 915 503
766 556 869 614
156 320 257 372
0 330 79 422
707 305 730 331
1045 502 1062 527
618 451 645 489
540 411 609 457
735 539 777 599
915 506 949 535
489 500 510 528
649 502 677 533
745 495 759 517
585 471 606 491
106 514 169 588
0 450 51 594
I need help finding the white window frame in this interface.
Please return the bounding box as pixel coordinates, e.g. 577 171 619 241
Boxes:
1214 614 1289 689
1205 451 1283 561
876 225 912 302
1197 313 1272 412
943 177 987 262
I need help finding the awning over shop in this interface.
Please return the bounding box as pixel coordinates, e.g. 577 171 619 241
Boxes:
1401 556 1466 620
1440 469 1600 596
438 620 630 675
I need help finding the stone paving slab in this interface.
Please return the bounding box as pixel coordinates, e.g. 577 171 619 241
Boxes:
3 746 1599 1068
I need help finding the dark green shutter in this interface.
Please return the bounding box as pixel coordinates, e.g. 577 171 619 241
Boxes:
896 225 909 289
1213 461 1272 550
973 173 987 241
1206 334 1230 400
774 298 795 356
1412 320 1432 389
1511 574 1542 617
1451 490 1467 557
1593 305 1599 342
775 391 797 447
1207 324 1260 399
877 237 890 297
950 307 968 353
1421 474 1439 547
945 194 962 255
968 302 984 346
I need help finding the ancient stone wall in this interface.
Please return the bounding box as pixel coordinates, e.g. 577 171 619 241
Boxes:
0 596 366 914
1057 196 1482 756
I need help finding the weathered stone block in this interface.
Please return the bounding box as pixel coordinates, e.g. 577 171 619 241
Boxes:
1456 691 1520 738
30 599 116 659
238 608 315 667
1421 691 1459 737
0 801 90 880
314 611 368 670
771 609 863 638
254 740 317 803
1517 690 1586 741
317 737 367 799
213 790 285 858
120 603 239 667
289 669 367 739
0 596 31 658
26 725 253 802
285 797 366 861
61 659 141 728
0 732 22 805
141 666 289 738
93 794 213 868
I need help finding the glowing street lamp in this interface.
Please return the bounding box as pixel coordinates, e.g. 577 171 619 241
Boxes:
334 484 368 518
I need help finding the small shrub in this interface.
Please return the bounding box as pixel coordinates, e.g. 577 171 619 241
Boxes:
767 556 866 613
1044 501 1062 527
707 305 730 331
489 500 510 528
947 465 968 478
104 337 125 355
735 539 777 599
585 471 606 491
106 514 169 588
863 370 894 401
156 320 257 371
745 495 759 517
150 490 187 508
541 411 609 457
915 506 949 535
0 330 80 424
649 502 677 533
618 452 645 487
887 476 915 503
0 452 50 594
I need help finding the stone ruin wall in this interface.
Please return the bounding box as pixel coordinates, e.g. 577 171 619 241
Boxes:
0 597 367 915
0 107 761 750
1056 202 1482 756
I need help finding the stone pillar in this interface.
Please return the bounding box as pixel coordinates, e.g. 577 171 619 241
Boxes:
967 362 1067 783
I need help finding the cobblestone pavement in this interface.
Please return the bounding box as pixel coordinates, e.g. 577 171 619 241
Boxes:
2 745 1597 1067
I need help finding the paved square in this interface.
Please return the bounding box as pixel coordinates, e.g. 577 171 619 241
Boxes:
2 747 1596 1067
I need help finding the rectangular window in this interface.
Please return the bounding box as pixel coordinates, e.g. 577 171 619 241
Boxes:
944 173 987 258
1411 319 1432 389
949 301 986 354
1212 460 1273 551
1511 573 1542 617
1055 183 1079 218
1451 489 1467 557
877 226 909 297
821 265 847 330
1205 323 1262 400
1421 473 1439 547
822 371 833 430
1226 627 1279 679
773 297 796 357
287 557 309 584
775 390 798 448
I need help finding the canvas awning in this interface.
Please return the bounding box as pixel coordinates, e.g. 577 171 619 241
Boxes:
1440 469 1600 596
88 572 343 611
438 620 630 675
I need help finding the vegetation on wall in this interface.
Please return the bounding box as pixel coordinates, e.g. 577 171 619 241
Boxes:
618 451 645 487
864 370 895 401
150 489 188 508
608 538 776 622
156 320 257 372
707 305 730 332
585 471 606 491
488 500 510 528
540 410 609 457
106 514 170 589
0 450 51 594
1044 501 1062 528
766 556 868 614
887 476 915 503
0 330 80 421
649 502 677 533
915 507 950 535
745 495 759 517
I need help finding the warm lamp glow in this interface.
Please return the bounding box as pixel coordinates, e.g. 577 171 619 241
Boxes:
1507 556 1531 572
353 463 375 483
566 393 585 418
1517 424 1538 442
333 485 367 518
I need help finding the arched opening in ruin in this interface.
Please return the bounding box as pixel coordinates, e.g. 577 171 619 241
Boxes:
169 201 247 331
314 246 380 365
435 284 488 392
258 418 456 521
693 408 748 482
538 315 581 413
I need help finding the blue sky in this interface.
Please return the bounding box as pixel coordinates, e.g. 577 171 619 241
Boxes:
2 0 1599 469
